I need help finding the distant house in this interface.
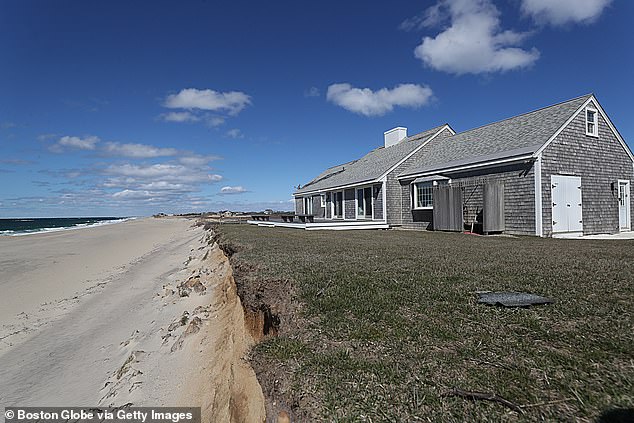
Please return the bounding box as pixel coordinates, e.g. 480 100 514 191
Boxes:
288 94 633 237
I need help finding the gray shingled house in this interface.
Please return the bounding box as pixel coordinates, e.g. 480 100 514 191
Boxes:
292 124 455 230
287 94 633 237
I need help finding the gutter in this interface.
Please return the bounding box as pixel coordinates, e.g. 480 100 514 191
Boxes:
397 154 535 181
294 178 377 197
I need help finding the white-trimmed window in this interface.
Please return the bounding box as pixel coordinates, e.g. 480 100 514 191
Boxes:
413 182 434 209
412 179 448 209
586 107 598 137
320 194 326 208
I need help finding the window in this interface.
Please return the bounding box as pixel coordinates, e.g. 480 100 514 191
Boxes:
586 107 598 136
303 196 313 214
320 194 326 208
356 187 373 219
413 182 434 209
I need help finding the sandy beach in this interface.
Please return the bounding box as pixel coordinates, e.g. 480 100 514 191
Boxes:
0 218 264 421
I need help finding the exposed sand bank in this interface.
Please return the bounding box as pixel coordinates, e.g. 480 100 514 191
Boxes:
0 218 265 422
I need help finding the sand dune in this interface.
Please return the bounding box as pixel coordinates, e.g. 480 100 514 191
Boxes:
0 218 264 421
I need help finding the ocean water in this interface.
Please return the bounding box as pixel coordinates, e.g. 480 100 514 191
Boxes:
0 217 132 236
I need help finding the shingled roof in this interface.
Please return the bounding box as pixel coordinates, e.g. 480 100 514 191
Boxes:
398 94 592 178
295 124 449 194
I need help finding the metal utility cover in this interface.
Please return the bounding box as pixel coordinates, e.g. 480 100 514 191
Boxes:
477 292 553 307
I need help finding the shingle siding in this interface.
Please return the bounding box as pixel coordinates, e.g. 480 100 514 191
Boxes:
344 189 355 220
399 95 590 178
385 174 402 225
385 127 454 226
294 198 302 215
312 195 325 218
399 163 536 234
373 183 384 220
540 101 634 236
454 164 536 235
399 180 433 230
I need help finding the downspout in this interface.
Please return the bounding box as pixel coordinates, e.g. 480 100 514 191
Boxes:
534 154 543 237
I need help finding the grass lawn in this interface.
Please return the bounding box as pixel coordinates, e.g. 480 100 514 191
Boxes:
218 224 633 422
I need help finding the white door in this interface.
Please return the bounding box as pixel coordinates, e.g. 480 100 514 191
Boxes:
551 175 583 234
618 180 631 231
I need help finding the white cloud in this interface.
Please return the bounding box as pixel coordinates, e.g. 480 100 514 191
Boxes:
413 0 540 75
37 133 58 141
138 181 188 191
304 87 320 97
103 142 178 158
326 83 433 117
106 163 196 178
521 0 611 25
22 129 230 214
164 88 251 115
399 3 444 31
100 161 224 208
161 111 200 123
50 135 182 159
104 163 223 184
0 159 34 165
208 116 225 127
112 189 154 199
160 89 250 126
178 155 221 167
225 129 244 139
102 177 137 188
52 135 100 152
220 186 248 195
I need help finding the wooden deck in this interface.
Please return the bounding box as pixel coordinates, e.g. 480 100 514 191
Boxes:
247 217 389 231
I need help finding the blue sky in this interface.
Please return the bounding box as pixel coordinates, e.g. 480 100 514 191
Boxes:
1 0 632 217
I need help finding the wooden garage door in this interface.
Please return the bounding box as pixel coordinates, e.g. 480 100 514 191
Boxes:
551 175 583 234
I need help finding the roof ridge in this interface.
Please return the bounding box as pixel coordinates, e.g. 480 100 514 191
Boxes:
362 124 447 152
404 123 449 141
452 93 593 136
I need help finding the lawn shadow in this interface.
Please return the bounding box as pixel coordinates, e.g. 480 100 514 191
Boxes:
596 408 634 423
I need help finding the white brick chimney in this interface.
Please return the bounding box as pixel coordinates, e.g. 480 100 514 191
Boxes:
384 127 407 148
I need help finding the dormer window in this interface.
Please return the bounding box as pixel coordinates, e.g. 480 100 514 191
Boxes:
586 107 598 137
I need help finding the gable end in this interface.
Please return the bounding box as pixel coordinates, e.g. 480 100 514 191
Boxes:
535 96 633 162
